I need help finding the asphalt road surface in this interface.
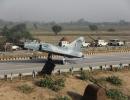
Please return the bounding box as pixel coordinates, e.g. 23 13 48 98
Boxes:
0 52 130 75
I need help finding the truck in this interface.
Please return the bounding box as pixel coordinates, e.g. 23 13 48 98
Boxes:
108 39 124 46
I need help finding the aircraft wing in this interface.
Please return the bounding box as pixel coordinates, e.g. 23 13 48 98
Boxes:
24 42 83 58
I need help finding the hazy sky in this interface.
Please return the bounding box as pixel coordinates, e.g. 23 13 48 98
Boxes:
0 0 130 22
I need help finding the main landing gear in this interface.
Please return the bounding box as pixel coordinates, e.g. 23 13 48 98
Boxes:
41 53 55 75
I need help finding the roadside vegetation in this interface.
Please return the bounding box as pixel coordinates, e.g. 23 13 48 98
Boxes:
79 71 128 100
80 71 92 81
79 71 105 85
36 75 65 92
80 71 123 86
0 70 130 100
0 23 35 51
1 24 33 43
106 76 122 86
106 89 129 100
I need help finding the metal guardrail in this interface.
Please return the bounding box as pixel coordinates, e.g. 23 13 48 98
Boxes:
0 62 130 80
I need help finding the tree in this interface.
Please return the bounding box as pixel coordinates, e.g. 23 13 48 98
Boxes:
0 37 7 51
107 28 116 32
1 23 32 43
33 23 38 30
52 25 62 35
89 24 98 31
1 25 9 36
77 18 86 25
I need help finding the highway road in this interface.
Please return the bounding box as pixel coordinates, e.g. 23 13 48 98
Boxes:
0 52 130 75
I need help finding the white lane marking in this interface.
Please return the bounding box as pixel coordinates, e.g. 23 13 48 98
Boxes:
16 65 25 67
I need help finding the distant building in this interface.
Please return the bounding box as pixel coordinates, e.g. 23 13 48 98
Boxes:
59 37 70 47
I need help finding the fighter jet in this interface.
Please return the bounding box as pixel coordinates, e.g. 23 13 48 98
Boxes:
24 37 85 60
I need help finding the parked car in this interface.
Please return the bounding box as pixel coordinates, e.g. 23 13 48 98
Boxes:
11 45 20 50
94 40 108 47
82 41 90 47
108 39 124 46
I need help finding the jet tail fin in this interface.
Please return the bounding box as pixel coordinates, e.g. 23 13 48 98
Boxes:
69 37 84 51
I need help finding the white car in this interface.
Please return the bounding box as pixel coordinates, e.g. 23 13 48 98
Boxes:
82 42 90 47
94 40 108 46
11 45 20 50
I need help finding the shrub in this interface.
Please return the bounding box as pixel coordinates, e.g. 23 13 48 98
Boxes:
17 84 33 94
55 78 65 87
80 71 91 81
52 78 65 91
39 76 54 88
38 75 65 92
106 76 122 86
51 84 62 92
106 89 128 100
56 96 71 100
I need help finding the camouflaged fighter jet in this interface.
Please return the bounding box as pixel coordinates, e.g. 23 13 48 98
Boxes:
24 37 85 59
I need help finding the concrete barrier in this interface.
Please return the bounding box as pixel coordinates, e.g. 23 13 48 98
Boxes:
1 47 130 61
0 62 130 80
